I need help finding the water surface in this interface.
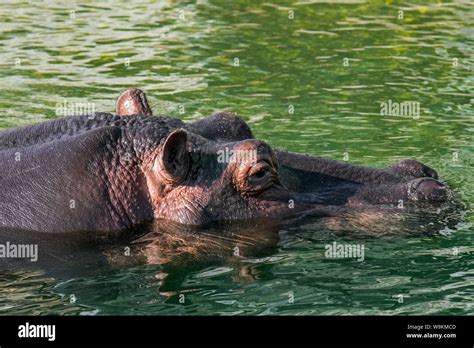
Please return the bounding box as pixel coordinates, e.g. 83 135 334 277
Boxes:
0 0 473 315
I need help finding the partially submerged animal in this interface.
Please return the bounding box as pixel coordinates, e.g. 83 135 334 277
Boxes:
0 89 457 237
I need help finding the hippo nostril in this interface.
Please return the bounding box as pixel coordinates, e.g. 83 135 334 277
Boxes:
412 178 447 202
422 167 439 180
392 159 439 180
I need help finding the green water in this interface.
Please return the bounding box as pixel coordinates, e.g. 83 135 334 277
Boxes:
0 0 473 315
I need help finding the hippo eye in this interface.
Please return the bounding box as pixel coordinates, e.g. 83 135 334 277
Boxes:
248 167 270 184
234 159 278 194
245 161 276 191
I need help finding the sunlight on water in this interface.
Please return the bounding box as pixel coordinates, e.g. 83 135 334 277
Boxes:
0 0 472 315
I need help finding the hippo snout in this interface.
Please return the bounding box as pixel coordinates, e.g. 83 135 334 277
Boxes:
409 178 448 202
391 159 439 180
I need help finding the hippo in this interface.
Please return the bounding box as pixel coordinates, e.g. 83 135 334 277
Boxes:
0 89 457 238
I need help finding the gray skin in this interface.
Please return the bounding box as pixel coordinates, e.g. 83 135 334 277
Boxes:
0 89 454 236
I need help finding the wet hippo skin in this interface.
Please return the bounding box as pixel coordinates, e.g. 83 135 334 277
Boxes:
0 89 455 235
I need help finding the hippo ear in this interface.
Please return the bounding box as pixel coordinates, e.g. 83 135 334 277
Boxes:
116 88 153 116
158 129 190 184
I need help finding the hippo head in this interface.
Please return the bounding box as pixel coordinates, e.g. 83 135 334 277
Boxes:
112 89 318 226
0 89 459 236
141 128 314 225
111 89 457 233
